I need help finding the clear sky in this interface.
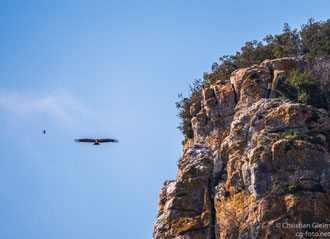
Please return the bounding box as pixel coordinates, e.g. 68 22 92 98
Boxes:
0 1 329 238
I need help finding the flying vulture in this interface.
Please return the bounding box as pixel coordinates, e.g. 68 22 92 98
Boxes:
43 130 46 134
74 138 119 145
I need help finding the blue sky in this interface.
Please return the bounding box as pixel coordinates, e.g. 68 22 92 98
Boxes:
0 1 329 238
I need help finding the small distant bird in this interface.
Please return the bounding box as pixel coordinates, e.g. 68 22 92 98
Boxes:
74 138 119 145
43 130 46 134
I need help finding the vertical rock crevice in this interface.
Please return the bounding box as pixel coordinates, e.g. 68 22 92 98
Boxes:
266 64 274 98
208 178 216 239
231 84 238 105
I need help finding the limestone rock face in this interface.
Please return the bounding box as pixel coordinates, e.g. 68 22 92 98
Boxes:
153 57 330 239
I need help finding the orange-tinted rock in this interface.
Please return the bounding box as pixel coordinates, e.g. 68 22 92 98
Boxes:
154 57 330 239
261 57 302 72
237 65 272 108
230 68 249 101
213 80 236 116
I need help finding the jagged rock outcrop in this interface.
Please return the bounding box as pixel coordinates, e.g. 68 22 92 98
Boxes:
154 57 330 239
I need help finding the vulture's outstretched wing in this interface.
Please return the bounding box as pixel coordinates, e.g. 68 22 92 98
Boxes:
74 138 95 143
99 139 119 143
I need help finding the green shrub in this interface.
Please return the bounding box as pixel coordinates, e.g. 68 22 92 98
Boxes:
251 146 265 164
272 75 297 100
287 184 298 193
288 69 322 107
207 19 329 82
176 79 205 140
272 66 329 110
258 130 326 148
301 19 330 58
157 210 164 218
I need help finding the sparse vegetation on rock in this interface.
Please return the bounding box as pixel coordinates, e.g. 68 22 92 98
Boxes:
176 19 330 140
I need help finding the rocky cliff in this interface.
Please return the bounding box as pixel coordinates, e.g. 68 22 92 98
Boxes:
154 57 330 239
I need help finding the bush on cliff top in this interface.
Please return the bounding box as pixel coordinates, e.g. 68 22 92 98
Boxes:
205 19 329 83
273 65 330 110
176 79 205 141
177 18 330 139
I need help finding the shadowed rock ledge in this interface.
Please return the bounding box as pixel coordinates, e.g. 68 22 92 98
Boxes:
153 57 330 239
